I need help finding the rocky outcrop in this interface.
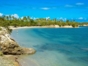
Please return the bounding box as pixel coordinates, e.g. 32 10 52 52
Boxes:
23 48 36 55
0 27 36 55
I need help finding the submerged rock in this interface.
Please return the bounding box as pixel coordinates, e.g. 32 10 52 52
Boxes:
0 27 36 55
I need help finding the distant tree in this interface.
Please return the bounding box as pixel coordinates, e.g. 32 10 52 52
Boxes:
0 15 87 28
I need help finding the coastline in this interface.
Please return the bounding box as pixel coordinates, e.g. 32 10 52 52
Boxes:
9 25 88 66
0 27 36 66
9 25 78 30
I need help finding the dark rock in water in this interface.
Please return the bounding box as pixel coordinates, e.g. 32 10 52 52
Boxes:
0 27 36 55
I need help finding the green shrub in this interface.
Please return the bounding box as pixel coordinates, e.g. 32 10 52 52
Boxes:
0 51 3 56
0 28 2 30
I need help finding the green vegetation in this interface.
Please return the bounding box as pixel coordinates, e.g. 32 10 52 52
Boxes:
0 51 3 56
0 28 2 30
6 27 12 34
0 16 88 27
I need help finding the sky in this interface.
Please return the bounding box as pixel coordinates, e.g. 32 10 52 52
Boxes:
0 0 88 21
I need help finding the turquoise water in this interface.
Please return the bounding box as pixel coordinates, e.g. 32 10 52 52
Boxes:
11 27 88 66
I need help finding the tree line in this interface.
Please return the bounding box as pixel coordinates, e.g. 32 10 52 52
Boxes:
0 15 88 28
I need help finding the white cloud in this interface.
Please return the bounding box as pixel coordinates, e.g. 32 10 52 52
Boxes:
46 17 50 20
41 7 50 10
59 17 67 21
33 17 38 20
11 14 19 18
76 3 84 5
65 5 74 7
21 17 23 19
0 13 3 16
78 17 84 20
30 17 37 20
59 17 63 20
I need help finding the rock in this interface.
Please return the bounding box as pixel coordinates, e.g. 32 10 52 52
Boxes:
0 39 24 55
23 48 36 55
0 27 36 55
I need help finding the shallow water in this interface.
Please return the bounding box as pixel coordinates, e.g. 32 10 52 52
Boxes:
11 27 88 66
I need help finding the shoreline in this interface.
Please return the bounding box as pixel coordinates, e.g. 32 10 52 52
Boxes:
9 26 87 66
9 26 78 30
0 27 36 66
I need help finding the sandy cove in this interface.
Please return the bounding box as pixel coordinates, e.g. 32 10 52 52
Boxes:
9 25 76 30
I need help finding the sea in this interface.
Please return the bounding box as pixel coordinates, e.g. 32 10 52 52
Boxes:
11 26 88 66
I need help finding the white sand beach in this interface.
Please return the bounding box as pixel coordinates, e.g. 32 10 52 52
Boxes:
9 25 74 30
